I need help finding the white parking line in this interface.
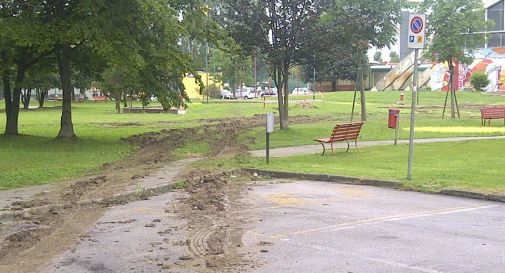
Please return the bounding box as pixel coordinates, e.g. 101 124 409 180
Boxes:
271 204 497 239
289 241 446 273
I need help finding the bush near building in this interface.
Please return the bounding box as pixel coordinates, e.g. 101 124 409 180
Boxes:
471 72 490 92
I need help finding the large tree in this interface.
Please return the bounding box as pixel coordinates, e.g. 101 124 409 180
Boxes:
420 0 486 119
0 1 54 135
323 0 405 121
222 0 326 129
42 0 205 138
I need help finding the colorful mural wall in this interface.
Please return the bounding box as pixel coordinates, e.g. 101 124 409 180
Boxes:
431 48 505 92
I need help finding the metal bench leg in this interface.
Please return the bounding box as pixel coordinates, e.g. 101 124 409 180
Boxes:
345 140 350 152
331 142 335 155
320 142 326 156
355 139 359 152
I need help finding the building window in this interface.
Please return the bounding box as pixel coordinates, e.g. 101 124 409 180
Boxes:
487 1 505 47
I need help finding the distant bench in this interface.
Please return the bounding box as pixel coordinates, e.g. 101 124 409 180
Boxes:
93 96 108 102
480 107 505 126
314 122 364 155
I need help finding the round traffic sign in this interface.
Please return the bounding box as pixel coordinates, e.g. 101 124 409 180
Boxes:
410 16 424 34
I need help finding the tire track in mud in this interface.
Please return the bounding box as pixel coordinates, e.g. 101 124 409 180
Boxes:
0 115 335 272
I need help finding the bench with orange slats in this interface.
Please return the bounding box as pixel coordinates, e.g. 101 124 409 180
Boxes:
480 107 505 126
314 122 364 155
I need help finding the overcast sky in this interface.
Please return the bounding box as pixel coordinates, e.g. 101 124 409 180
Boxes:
368 0 496 63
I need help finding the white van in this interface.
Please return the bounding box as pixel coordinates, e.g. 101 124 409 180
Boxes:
235 87 257 99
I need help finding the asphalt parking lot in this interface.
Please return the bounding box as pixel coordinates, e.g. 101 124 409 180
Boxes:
243 181 505 273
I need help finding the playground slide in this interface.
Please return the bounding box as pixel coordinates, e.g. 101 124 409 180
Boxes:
398 66 432 90
375 50 422 91
392 69 413 90
418 67 432 89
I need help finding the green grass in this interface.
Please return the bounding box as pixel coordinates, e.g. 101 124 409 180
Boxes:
1 91 505 189
193 140 505 194
0 135 129 189
241 91 505 150
0 100 281 189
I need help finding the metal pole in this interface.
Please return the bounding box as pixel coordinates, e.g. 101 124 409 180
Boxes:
266 132 270 164
407 49 419 180
395 115 400 146
205 42 209 104
313 56 316 100
254 52 258 96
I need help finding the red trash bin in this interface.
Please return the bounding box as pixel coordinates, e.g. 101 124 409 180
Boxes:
388 109 400 129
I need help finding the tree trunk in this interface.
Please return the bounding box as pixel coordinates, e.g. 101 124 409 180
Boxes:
2 72 13 135
5 68 25 135
115 91 121 114
359 69 367 122
355 45 368 122
332 78 337 92
56 45 76 139
448 62 456 119
22 88 32 109
38 89 47 108
123 91 128 108
281 67 289 129
274 64 290 130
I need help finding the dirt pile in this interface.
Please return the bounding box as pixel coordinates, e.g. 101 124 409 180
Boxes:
170 170 257 272
0 118 263 272
0 114 329 272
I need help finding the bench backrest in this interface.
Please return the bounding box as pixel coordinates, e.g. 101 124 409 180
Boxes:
330 122 364 142
481 107 505 117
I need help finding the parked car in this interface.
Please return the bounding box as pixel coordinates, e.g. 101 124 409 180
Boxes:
259 87 278 97
291 87 313 96
235 87 258 99
221 89 234 99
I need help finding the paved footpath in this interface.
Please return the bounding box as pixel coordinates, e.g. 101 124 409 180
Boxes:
249 136 505 158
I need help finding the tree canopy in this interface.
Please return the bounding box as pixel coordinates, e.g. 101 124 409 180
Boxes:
420 0 486 118
0 0 218 138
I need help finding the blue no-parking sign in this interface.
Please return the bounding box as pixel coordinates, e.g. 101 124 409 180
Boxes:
408 14 426 49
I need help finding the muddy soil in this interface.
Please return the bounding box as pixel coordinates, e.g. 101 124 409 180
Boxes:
168 170 259 272
0 119 249 272
0 114 333 272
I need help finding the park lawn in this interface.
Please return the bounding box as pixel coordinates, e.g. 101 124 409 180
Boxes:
0 100 281 189
193 139 505 194
1 91 505 189
241 91 505 150
0 135 130 189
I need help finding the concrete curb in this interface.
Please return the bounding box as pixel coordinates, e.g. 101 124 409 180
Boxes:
244 169 402 189
0 182 178 223
244 168 505 204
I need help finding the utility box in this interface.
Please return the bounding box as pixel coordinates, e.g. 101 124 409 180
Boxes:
266 113 275 133
388 109 400 129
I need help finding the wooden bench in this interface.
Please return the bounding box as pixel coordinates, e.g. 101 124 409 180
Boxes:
314 122 364 155
93 96 108 102
480 107 505 126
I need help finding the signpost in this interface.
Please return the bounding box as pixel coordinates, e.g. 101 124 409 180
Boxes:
266 113 274 164
407 14 426 180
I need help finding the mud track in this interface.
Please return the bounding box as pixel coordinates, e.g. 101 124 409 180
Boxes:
0 114 334 272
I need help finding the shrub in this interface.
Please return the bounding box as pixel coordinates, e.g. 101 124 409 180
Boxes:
207 84 222 99
470 72 490 92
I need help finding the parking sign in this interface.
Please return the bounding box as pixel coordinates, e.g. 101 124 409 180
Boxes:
408 14 426 49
